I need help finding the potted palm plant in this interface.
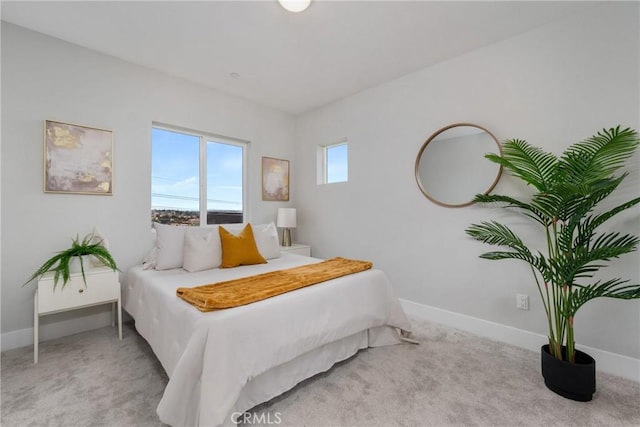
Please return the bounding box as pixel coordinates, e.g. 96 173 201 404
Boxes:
465 126 640 401
24 232 118 290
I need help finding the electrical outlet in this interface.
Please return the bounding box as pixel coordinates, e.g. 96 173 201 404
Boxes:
517 294 529 310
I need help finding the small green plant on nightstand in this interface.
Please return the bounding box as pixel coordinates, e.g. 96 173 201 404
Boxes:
24 233 118 290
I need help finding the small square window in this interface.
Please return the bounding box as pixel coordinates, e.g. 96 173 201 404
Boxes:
319 140 348 184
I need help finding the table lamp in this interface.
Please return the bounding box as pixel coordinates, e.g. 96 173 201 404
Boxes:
276 208 296 247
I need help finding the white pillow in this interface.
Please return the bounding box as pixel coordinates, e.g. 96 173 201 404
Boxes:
183 227 222 272
142 228 158 270
142 245 157 270
222 222 281 260
252 222 281 259
154 222 187 270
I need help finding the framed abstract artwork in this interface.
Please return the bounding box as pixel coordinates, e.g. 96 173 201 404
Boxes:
44 120 113 195
262 157 289 201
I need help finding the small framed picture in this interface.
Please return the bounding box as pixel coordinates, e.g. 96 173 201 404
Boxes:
262 157 289 201
44 120 113 195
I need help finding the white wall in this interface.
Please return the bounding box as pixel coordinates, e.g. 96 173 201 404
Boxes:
1 23 296 346
294 2 640 366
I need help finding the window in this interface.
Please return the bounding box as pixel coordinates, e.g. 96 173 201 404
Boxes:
319 140 348 184
151 125 247 226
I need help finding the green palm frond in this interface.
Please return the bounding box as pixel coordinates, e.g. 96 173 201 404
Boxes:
465 221 528 251
473 193 548 225
576 197 640 248
480 251 550 278
588 231 639 255
548 256 602 283
559 126 639 186
465 221 552 277
486 139 558 192
555 189 625 255
545 226 637 285
529 191 570 222
567 279 640 317
530 177 621 226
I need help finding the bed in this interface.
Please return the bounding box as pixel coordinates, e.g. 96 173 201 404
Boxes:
122 223 412 427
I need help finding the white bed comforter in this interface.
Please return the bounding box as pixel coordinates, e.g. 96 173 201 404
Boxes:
123 253 411 427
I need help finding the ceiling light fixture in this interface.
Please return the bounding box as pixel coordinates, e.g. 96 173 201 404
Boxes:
278 0 311 13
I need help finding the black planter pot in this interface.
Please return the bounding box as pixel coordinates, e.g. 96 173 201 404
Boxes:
541 344 596 402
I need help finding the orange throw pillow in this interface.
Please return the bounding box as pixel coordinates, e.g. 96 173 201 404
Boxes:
219 224 267 268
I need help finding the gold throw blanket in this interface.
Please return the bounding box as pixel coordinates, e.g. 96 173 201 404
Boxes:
176 257 372 311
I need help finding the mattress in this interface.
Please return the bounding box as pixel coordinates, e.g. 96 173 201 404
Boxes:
123 253 412 426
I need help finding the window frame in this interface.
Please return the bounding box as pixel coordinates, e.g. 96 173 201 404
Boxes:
151 122 249 226
317 138 349 185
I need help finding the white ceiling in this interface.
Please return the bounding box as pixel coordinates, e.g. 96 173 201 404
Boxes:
1 1 597 115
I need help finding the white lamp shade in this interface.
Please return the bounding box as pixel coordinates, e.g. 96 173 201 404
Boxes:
276 208 297 228
278 0 311 13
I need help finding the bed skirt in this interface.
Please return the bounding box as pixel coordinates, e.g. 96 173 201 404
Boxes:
219 330 369 426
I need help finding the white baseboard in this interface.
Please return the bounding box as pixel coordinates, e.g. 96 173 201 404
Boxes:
400 298 640 383
1 311 115 352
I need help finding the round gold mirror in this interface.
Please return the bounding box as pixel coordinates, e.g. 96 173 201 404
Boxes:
415 123 502 208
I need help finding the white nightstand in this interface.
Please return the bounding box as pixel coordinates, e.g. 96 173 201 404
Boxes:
280 243 311 257
34 266 122 363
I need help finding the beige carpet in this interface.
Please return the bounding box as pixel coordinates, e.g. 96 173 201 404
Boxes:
2 318 639 426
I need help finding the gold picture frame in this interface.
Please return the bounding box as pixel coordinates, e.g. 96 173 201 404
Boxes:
262 157 289 201
44 120 113 195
